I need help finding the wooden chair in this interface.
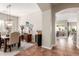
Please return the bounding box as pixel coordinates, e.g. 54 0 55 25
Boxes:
4 32 20 52
0 32 1 48
0 32 5 48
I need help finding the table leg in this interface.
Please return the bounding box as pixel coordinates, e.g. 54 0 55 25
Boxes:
4 39 7 52
4 45 7 52
0 38 1 49
0 43 1 49
18 39 21 48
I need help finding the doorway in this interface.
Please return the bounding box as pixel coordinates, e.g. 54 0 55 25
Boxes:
55 8 77 50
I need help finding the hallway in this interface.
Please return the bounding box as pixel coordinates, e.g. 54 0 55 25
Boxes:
56 34 76 50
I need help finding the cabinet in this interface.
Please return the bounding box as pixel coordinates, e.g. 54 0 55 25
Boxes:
20 34 32 42
20 35 24 41
27 34 32 42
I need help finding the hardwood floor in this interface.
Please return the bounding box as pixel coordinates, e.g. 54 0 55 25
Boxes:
16 36 79 56
16 45 79 56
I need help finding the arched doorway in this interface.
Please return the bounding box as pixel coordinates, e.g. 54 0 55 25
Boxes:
55 8 79 50
38 3 79 49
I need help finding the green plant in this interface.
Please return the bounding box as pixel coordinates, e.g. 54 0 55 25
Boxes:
72 28 76 32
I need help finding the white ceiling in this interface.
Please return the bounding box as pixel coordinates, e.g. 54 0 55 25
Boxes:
0 3 40 17
56 8 79 22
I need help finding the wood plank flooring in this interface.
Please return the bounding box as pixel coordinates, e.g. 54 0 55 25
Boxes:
16 36 79 56
16 45 79 56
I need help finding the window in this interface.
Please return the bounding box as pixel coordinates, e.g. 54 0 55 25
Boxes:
0 20 6 32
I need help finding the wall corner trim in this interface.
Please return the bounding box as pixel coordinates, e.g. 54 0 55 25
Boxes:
42 45 53 50
76 45 79 49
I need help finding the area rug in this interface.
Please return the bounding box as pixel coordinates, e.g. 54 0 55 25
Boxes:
0 41 34 56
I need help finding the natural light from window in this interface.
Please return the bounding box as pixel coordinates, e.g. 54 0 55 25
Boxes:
0 20 6 32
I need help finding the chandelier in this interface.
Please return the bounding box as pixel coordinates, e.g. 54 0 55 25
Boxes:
5 4 12 27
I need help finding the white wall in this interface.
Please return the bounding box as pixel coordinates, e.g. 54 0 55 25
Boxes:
28 11 42 33
38 4 56 49
42 8 56 49
42 9 52 49
77 16 79 48
18 10 42 42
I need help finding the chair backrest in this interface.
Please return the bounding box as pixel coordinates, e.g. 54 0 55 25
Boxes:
8 32 20 45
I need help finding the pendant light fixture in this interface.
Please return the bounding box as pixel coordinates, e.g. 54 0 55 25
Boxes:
5 4 13 36
6 4 12 27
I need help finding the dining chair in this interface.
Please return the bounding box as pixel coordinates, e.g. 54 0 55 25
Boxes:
0 32 1 48
0 32 5 48
4 32 20 52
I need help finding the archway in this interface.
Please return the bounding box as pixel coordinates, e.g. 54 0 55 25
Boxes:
55 8 79 49
37 3 79 49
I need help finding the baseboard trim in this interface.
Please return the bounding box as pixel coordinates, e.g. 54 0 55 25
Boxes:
76 45 79 49
42 45 52 49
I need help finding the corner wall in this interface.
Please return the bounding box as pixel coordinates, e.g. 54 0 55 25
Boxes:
38 4 56 49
